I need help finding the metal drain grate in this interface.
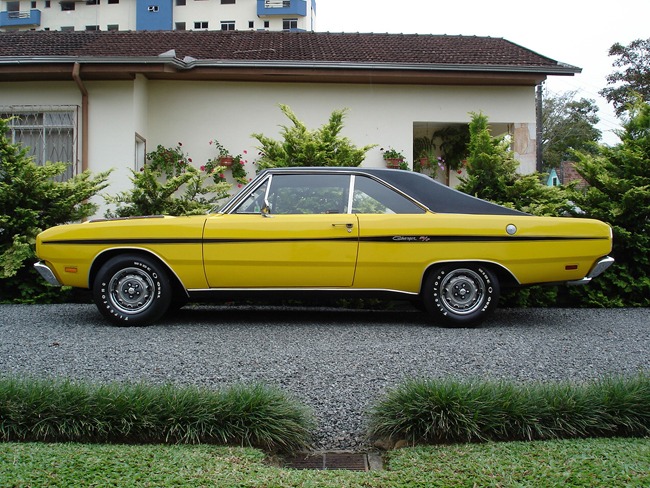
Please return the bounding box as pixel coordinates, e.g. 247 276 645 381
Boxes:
285 452 370 471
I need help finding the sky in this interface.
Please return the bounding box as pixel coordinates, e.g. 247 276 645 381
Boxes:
316 0 650 145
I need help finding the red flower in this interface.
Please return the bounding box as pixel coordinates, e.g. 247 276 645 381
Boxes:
200 165 206 171
178 142 183 146
188 158 193 163
243 150 248 154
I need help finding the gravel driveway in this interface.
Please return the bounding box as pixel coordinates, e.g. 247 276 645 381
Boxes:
1 304 648 450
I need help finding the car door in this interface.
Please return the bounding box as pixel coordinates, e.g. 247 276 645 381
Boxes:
203 173 359 288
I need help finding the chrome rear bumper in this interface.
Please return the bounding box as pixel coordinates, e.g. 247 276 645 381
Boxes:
34 261 62 286
567 256 615 286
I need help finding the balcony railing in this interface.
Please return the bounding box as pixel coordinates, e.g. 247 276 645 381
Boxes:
257 0 306 17
0 9 41 28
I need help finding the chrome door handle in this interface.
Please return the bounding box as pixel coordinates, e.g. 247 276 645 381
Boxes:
332 223 354 233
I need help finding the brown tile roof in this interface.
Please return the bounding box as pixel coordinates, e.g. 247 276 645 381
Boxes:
0 30 575 71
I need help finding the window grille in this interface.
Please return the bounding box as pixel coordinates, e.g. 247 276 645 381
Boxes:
2 106 79 182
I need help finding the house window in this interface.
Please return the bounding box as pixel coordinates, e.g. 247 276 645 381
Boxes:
1 108 78 182
194 21 209 29
6 1 19 12
248 21 254 29
60 2 75 11
85 25 99 31
220 21 235 31
31 2 37 9
107 24 119 31
108 0 119 3
176 0 186 5
45 1 51 8
283 18 298 30
60 26 74 31
86 0 100 5
263 20 269 28
175 22 186 30
221 0 236 4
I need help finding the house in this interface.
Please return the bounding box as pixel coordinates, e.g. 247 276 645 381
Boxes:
0 30 579 214
0 0 316 33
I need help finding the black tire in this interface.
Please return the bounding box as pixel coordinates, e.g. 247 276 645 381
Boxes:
92 254 171 326
422 264 500 328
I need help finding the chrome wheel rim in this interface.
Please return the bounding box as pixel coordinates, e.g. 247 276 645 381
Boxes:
439 269 486 315
108 267 155 315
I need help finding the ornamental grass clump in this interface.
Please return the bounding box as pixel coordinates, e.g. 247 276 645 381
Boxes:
0 377 314 452
368 374 650 446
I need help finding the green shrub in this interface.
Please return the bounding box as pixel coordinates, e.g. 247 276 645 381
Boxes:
368 375 650 445
568 100 650 307
0 377 314 452
0 117 110 303
252 105 376 169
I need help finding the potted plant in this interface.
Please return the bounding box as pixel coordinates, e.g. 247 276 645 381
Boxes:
382 147 405 168
210 139 234 167
413 135 436 169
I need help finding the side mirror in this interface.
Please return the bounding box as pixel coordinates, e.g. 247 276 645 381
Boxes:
261 200 273 218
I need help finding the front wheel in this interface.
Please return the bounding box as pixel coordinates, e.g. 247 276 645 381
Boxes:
422 264 500 328
93 254 171 326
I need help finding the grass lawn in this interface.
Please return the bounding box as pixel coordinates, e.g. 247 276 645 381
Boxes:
1 438 648 487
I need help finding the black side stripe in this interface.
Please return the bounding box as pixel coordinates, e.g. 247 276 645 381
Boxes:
42 235 607 245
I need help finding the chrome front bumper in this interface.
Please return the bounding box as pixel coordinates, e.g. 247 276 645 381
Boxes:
34 261 62 286
567 256 615 286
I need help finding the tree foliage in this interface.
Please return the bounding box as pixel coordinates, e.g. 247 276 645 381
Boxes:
0 118 110 303
252 105 375 169
600 38 650 116
104 144 231 218
457 112 572 216
542 90 601 169
569 100 650 306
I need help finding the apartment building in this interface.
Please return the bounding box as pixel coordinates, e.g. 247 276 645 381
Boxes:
0 0 316 32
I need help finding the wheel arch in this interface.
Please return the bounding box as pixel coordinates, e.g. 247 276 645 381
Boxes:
89 248 188 299
420 260 519 295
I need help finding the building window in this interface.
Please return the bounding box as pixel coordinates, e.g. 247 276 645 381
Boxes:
265 0 291 7
85 25 99 31
45 1 51 8
221 0 236 4
107 24 119 31
1 108 78 182
31 1 37 9
220 21 235 31
176 0 186 5
194 21 209 29
60 2 75 11
61 26 74 31
175 22 186 30
108 0 119 4
263 20 269 28
86 0 100 5
283 18 298 30
248 21 254 29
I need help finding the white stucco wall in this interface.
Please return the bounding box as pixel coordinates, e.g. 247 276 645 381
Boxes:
1 76 537 216
147 80 537 179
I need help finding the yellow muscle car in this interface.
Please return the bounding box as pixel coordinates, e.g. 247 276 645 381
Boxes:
34 167 614 327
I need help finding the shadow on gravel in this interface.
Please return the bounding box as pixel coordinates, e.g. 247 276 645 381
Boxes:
162 304 432 328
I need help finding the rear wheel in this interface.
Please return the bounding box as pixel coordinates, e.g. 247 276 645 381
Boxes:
93 254 171 326
423 264 499 327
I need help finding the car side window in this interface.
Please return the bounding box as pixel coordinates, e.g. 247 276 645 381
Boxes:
352 176 425 214
267 174 350 214
233 180 269 214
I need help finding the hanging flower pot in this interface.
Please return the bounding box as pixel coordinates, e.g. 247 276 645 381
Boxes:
419 157 431 168
219 156 234 167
